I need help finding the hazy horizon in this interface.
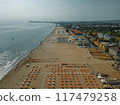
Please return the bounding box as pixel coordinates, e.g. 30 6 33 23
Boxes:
0 0 120 22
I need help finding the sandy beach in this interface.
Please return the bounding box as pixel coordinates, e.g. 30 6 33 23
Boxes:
0 26 120 89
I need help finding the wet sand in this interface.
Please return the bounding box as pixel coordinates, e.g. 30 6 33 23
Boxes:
0 26 120 89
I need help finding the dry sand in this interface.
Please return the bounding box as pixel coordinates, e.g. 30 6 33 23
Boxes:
0 26 120 89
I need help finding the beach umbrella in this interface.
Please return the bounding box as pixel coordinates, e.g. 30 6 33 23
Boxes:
78 85 82 88
65 86 68 88
52 83 55 85
49 77 51 79
65 79 67 82
73 80 75 82
77 82 80 85
89 80 92 83
48 86 50 89
24 85 28 89
80 68 83 70
74 86 77 88
61 82 63 85
65 83 67 85
91 83 93 85
61 85 64 88
48 82 51 85
86 82 89 85
61 79 63 82
88 85 90 88
70 85 73 88
97 86 100 88
74 83 76 85
24 79 26 83
95 82 98 85
80 65 83 67
88 78 90 80
52 86 55 89
22 82 25 86
28 79 31 83
27 83 30 86
34 77 36 80
64 77 67 79
20 85 23 89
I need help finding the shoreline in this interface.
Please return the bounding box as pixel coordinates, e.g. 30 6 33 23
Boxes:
0 26 57 82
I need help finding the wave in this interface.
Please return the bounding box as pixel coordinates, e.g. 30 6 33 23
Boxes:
0 50 28 80
0 56 19 80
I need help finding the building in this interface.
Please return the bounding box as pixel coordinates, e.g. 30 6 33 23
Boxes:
74 35 90 47
104 35 112 40
72 35 80 41
70 29 82 35
97 33 112 41
100 42 113 52
109 47 120 57
97 33 104 38
75 40 82 46
94 41 101 48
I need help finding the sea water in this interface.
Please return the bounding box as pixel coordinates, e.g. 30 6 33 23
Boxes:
0 22 56 80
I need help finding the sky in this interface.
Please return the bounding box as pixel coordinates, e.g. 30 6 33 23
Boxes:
0 0 120 22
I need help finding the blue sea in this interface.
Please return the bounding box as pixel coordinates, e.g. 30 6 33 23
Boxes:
0 22 56 80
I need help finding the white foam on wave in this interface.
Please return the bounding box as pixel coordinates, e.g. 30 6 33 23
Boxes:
0 50 29 80
0 56 19 80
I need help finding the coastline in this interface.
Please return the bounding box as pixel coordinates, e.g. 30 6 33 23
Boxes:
0 26 56 83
